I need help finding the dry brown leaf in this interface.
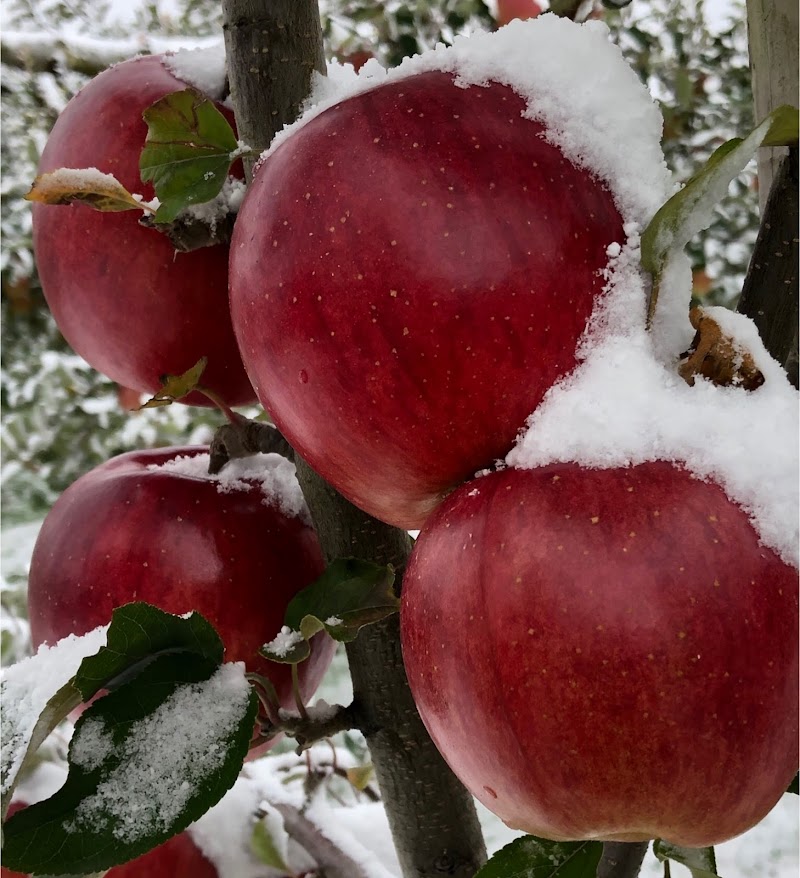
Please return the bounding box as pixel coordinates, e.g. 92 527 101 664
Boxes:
25 168 154 213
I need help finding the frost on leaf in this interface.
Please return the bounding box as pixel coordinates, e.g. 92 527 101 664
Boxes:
25 168 155 213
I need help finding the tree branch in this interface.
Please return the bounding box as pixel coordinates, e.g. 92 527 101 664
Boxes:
596 842 649 878
220 2 488 875
737 147 799 388
208 420 294 474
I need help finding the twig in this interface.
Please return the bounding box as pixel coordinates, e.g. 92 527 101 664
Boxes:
596 841 649 878
260 702 362 753
208 419 295 474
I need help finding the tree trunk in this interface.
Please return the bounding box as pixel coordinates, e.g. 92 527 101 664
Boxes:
220 2 488 876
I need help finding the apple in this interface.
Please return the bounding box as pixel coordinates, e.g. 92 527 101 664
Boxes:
496 0 542 26
32 55 255 408
2 801 217 877
27 446 336 719
400 462 799 846
229 70 624 529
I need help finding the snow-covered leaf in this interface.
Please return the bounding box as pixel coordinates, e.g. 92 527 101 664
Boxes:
2 658 256 876
24 168 153 213
474 835 603 877
140 88 241 223
250 818 290 870
641 104 799 325
654 839 718 877
75 601 224 701
261 559 397 665
1 626 107 818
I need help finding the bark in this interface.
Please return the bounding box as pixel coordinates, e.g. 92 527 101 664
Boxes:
737 148 799 387
220 2 488 876
596 842 649 878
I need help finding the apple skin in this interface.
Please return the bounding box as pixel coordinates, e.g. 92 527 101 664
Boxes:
496 0 542 26
32 55 255 408
2 801 217 878
400 462 799 846
27 446 336 716
229 71 623 529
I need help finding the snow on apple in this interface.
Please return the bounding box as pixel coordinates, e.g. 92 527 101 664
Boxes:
229 18 675 530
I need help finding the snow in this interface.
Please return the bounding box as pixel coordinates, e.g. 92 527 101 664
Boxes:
259 16 674 231
149 451 310 522
507 212 799 568
164 42 227 100
183 176 247 230
66 662 251 843
264 625 305 658
1 624 107 797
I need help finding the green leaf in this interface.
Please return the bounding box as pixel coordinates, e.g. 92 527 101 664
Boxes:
2 655 257 876
140 88 240 223
75 601 224 701
139 356 208 408
654 839 718 878
250 819 289 870
260 559 398 665
474 835 603 878
641 104 798 326
788 773 799 795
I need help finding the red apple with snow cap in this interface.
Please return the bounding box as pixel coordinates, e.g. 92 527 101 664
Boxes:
229 68 624 529
32 54 255 407
401 462 799 846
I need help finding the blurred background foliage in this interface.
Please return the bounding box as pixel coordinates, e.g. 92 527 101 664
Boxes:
1 0 756 528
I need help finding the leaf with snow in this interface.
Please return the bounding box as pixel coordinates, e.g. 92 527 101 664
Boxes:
261 559 398 665
75 601 224 701
250 818 290 871
139 356 208 408
140 88 242 223
641 104 798 325
654 839 718 878
2 657 257 876
1 626 107 818
474 835 603 877
24 168 155 213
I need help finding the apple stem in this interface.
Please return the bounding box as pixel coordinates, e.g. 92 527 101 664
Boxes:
292 662 309 721
195 384 241 425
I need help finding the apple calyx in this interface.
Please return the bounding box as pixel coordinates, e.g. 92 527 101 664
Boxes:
678 307 764 390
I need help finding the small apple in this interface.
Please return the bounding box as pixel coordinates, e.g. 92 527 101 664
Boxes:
496 0 542 26
401 462 798 846
32 54 254 408
27 446 335 717
2 800 217 878
229 71 623 528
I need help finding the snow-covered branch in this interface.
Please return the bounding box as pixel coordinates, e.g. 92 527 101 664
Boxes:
1 30 222 75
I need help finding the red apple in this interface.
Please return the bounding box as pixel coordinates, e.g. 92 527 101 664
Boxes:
27 446 335 719
229 70 623 529
401 462 799 846
2 800 217 878
496 0 542 26
32 55 255 408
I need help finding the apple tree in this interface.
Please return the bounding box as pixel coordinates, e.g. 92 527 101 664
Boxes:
1 0 798 877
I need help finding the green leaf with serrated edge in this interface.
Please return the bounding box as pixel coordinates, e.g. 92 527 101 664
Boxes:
250 819 289 870
475 835 603 878
654 840 718 878
74 601 223 701
140 88 240 223
641 105 798 326
788 773 799 795
2 654 256 876
139 356 208 409
260 559 398 665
